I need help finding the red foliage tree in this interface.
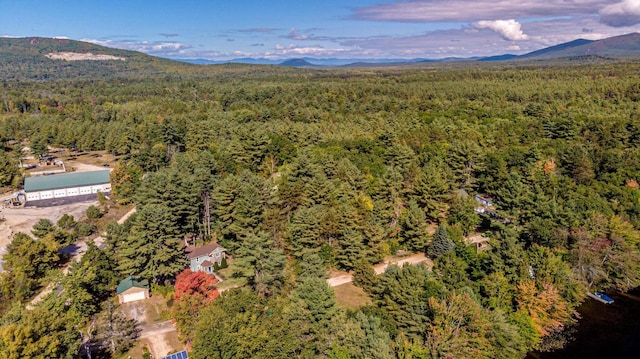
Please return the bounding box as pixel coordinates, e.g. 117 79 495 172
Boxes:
173 269 220 344
174 269 219 302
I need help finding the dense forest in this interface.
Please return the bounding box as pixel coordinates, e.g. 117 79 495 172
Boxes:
2 59 640 358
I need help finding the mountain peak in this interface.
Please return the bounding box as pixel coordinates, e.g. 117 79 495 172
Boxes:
279 58 316 67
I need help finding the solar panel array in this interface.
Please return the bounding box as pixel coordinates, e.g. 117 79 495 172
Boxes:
160 350 188 359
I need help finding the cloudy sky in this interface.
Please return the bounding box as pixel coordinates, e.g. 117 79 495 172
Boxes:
2 0 640 60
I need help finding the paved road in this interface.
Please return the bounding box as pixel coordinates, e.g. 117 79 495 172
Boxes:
326 253 432 287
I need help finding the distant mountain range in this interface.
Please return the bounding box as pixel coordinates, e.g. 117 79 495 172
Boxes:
2 33 640 80
176 32 640 67
178 57 419 66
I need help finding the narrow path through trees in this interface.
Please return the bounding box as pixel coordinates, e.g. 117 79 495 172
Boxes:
326 253 432 287
27 206 137 309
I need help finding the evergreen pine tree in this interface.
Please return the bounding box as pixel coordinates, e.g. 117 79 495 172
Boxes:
429 224 455 258
31 218 55 239
402 200 428 252
233 231 286 297
335 229 368 271
299 253 329 280
411 162 450 221
288 205 324 258
352 259 379 295
285 276 339 355
447 195 480 236
117 204 186 282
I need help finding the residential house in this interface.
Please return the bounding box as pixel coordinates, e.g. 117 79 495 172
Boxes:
474 194 494 207
186 243 227 274
116 276 150 304
474 194 500 218
466 234 491 253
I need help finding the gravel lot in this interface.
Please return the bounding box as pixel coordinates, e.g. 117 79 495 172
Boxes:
0 162 107 268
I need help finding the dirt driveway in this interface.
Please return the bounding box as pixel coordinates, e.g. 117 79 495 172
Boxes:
139 320 178 358
122 300 179 358
327 253 433 287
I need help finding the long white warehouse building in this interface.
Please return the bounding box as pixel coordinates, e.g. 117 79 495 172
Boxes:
23 170 111 206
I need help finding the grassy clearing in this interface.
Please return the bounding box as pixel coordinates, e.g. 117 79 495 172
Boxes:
119 341 145 359
215 261 248 291
216 277 247 291
333 282 372 310
143 294 173 323
100 203 134 223
63 150 117 167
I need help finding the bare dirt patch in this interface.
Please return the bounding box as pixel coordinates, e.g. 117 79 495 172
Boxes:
67 150 117 166
65 160 112 173
0 200 98 250
0 156 113 263
45 52 126 61
140 323 181 358
123 296 181 358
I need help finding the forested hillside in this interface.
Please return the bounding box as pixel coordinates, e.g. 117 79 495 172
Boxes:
0 37 194 81
2 59 640 358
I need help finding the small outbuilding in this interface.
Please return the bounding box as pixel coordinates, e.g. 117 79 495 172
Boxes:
116 276 150 304
466 234 491 253
23 170 111 206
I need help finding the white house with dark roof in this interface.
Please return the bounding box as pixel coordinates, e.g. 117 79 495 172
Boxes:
23 170 111 206
186 243 226 274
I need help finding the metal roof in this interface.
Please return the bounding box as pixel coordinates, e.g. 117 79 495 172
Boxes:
24 170 110 192
116 276 149 295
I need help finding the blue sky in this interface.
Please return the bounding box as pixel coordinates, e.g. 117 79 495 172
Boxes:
2 0 640 60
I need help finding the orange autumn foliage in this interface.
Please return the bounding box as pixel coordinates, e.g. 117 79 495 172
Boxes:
174 269 219 302
516 281 573 337
543 158 556 174
625 179 639 189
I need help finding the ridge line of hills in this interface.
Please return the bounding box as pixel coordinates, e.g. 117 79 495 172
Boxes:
180 32 640 66
1 32 640 80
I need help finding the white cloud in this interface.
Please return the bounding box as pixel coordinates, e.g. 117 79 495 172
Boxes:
338 15 640 59
266 43 346 58
287 28 309 40
340 28 521 58
60 2 640 61
81 39 192 54
474 19 529 40
600 0 640 26
353 0 610 23
519 15 626 45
